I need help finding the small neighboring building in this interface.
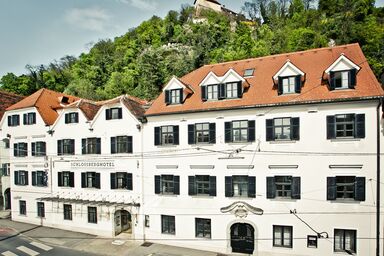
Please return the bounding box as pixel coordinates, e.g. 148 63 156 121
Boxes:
193 0 242 20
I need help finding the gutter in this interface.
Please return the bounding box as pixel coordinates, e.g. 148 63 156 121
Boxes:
377 99 382 256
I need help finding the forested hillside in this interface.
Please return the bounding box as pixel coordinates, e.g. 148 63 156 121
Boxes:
1 0 383 100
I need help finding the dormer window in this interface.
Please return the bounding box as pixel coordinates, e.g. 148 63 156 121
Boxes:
65 112 79 124
23 112 36 125
165 89 183 105
278 75 301 95
243 68 254 77
106 107 122 120
329 69 356 90
207 85 218 100
226 82 240 98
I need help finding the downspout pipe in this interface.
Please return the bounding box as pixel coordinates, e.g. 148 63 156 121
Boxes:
377 99 382 256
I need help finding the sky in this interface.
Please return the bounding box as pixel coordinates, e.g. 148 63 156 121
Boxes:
0 0 383 78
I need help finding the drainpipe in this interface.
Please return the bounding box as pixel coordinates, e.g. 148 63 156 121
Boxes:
377 99 382 256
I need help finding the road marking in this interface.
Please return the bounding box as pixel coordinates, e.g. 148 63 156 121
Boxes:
1 251 18 256
16 246 39 256
30 241 53 251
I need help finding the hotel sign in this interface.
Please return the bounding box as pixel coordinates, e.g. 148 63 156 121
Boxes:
70 161 115 169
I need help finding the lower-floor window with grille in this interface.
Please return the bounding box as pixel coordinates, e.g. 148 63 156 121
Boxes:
161 215 175 235
273 225 293 248
64 204 72 220
37 202 45 218
88 207 97 224
195 218 211 238
19 200 26 215
334 229 356 253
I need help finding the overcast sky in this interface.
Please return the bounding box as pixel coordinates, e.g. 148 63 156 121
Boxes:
0 0 383 78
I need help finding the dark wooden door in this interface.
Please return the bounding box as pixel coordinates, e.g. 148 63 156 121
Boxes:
231 223 254 254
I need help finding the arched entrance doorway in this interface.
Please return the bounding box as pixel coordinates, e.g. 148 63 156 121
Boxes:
230 222 254 254
4 188 10 210
114 210 131 236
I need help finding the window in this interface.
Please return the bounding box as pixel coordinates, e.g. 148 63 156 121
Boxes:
31 141 46 156
14 142 28 157
244 68 255 77
278 75 301 95
23 112 36 125
266 117 300 141
165 89 182 105
226 82 239 98
111 136 133 154
225 120 255 143
110 172 133 190
188 123 216 144
307 235 318 248
189 175 216 196
32 171 47 187
195 218 211 238
57 139 75 155
81 172 101 189
19 200 26 215
58 171 74 187
327 114 365 139
65 112 79 124
330 69 356 90
82 138 101 154
64 204 72 220
3 138 9 149
283 76 295 94
334 229 356 253
327 176 365 201
207 85 218 100
161 215 175 234
267 176 301 199
88 207 97 224
273 225 293 248
37 202 45 217
154 126 179 146
1 163 10 176
8 114 20 127
106 108 122 120
14 171 28 186
225 176 256 198
154 175 180 195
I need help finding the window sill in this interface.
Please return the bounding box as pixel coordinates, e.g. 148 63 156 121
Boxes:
269 140 297 144
329 199 361 204
158 193 178 197
330 138 361 142
227 141 253 145
156 144 178 147
161 232 176 236
195 236 211 240
269 198 298 202
190 195 215 198
82 187 100 190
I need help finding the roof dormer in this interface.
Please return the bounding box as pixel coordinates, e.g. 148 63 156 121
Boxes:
163 76 193 105
273 60 305 95
325 54 360 90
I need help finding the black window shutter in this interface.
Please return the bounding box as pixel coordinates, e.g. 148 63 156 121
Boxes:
14 143 18 157
58 172 63 187
248 120 255 142
67 113 71 123
81 172 86 188
266 119 274 141
96 138 101 154
127 173 133 190
224 122 232 143
165 90 170 105
75 113 79 123
24 171 28 185
291 177 301 199
154 127 160 146
349 69 356 89
57 140 62 155
201 86 207 101
110 173 116 189
355 114 365 138
41 142 46 156
118 108 123 119
188 124 195 145
291 117 300 140
111 137 116 154
32 113 36 124
354 177 365 201
209 176 216 196
70 139 75 154
179 89 183 103
225 176 233 197
155 175 161 194
95 173 101 189
327 177 337 200
31 142 36 156
173 126 179 145
7 116 11 126
326 116 336 139
14 171 19 185
209 123 216 144
69 172 75 187
127 136 133 153
329 71 335 90
82 139 86 154
43 172 47 186
32 171 36 186
15 115 19 125
23 113 27 124
188 176 196 195
295 75 302 93
277 77 283 95
248 176 256 198
174 176 180 195
266 177 276 198
237 82 243 98
219 84 226 99
106 109 111 120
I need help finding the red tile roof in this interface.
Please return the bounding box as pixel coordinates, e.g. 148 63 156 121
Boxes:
145 43 384 116
65 99 101 121
6 88 79 125
0 90 24 121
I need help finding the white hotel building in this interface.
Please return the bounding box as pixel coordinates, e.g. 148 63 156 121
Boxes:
1 43 384 256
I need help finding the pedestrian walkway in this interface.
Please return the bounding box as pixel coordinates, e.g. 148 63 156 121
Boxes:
1 241 52 256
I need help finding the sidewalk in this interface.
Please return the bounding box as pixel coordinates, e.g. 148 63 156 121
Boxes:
0 218 226 256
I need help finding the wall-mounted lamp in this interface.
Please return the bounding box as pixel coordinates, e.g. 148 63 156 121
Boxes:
47 130 54 135
136 124 141 131
89 128 94 132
